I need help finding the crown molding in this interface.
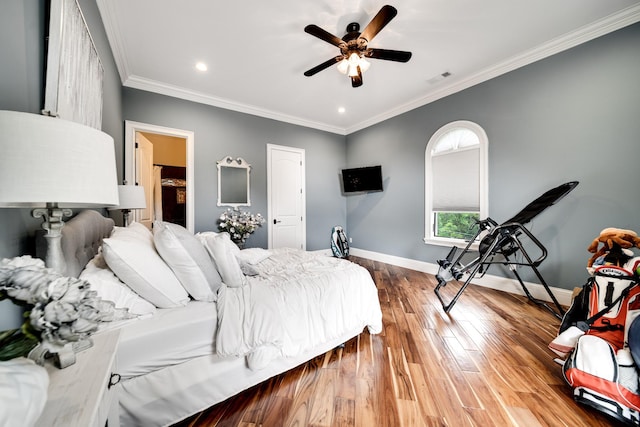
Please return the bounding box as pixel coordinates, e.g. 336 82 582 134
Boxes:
124 76 347 135
96 0 130 84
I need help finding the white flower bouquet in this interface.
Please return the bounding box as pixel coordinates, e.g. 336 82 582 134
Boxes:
0 256 131 363
218 208 265 245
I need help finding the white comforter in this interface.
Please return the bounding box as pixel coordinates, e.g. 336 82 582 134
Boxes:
215 248 382 370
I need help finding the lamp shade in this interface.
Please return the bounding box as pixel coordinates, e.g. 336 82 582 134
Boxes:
0 111 119 208
109 185 146 210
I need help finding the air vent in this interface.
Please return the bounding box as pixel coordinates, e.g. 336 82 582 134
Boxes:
427 71 452 85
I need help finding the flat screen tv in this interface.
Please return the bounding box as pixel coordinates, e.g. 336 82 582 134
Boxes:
341 165 383 193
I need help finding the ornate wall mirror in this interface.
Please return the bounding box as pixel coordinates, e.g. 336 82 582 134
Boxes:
217 156 251 207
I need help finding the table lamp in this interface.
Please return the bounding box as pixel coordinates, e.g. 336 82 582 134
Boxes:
109 184 147 226
0 110 119 275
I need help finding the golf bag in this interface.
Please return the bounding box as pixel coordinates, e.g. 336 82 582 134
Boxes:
331 226 349 258
551 264 640 425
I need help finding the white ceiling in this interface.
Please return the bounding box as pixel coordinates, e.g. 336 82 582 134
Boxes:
96 1 640 135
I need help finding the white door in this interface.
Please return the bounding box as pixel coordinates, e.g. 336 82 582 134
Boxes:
267 144 305 249
135 133 154 229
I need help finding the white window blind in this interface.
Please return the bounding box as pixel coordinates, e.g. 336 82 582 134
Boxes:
431 147 480 212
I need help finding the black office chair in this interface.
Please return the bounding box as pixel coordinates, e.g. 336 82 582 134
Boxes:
434 181 579 318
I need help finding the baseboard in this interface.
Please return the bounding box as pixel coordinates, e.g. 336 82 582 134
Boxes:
349 247 574 307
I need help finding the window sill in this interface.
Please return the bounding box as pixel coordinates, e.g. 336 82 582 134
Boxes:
423 236 479 251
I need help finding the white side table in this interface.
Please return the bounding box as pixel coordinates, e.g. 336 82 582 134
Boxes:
35 328 121 427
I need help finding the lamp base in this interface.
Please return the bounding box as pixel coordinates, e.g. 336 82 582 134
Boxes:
122 209 132 227
32 203 72 275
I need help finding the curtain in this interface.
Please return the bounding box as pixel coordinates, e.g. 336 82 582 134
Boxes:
153 165 163 222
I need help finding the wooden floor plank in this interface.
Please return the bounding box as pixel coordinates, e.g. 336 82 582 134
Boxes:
406 363 440 419
463 371 514 426
505 406 544 427
331 397 354 427
172 257 619 427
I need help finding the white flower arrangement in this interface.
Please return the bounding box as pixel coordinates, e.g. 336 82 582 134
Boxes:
0 256 131 362
218 208 265 245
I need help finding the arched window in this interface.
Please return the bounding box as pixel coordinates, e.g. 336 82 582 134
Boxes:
425 121 488 246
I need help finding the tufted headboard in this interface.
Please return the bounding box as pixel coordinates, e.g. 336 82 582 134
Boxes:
59 210 114 277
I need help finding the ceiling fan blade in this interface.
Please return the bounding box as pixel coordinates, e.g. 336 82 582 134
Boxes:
351 68 363 88
304 25 345 48
359 5 398 43
366 48 412 62
304 56 343 77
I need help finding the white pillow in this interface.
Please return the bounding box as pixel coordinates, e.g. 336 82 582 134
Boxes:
80 253 156 316
196 232 246 287
0 358 49 427
102 226 189 308
153 221 222 301
115 221 154 241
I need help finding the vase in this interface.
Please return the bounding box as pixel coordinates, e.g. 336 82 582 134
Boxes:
235 241 245 250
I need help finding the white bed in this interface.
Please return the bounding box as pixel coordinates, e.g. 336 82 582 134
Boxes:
58 210 382 426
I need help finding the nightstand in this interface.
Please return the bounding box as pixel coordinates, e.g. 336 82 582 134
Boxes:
35 328 121 427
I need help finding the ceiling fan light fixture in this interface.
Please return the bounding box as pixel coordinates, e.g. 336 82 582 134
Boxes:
337 58 349 74
344 53 369 77
303 5 411 88
347 63 360 77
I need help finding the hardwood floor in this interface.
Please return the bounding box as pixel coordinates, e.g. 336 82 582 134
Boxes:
173 257 623 426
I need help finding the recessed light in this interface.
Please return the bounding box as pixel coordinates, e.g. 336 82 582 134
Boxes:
195 62 208 72
338 107 346 114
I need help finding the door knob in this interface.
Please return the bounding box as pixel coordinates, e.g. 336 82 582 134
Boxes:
274 219 282 224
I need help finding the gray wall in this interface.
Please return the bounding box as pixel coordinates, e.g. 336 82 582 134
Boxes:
0 0 45 330
346 22 640 290
0 0 123 329
122 88 347 250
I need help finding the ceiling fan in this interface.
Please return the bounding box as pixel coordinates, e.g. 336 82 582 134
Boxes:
304 5 412 88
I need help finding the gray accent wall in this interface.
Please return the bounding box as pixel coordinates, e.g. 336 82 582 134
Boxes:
0 0 48 329
0 0 123 329
346 22 640 290
122 88 347 250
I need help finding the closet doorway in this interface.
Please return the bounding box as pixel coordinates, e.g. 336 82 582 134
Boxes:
124 121 194 232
